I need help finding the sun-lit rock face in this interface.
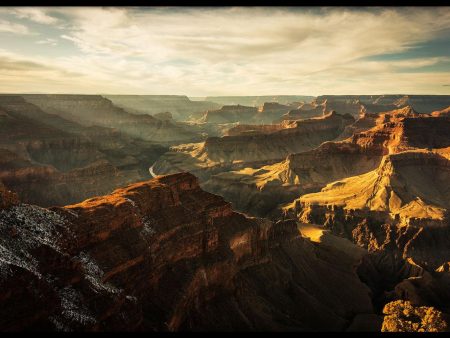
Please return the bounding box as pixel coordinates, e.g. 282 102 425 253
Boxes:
276 117 450 320
162 106 450 226
431 106 450 117
350 106 450 154
276 108 450 312
277 96 365 122
201 107 430 218
0 172 379 331
201 111 354 164
296 151 450 227
381 300 448 332
152 112 355 181
224 119 296 136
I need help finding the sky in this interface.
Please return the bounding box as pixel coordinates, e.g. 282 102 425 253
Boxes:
0 6 450 96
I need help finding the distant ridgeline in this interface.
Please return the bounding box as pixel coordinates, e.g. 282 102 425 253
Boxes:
203 95 316 106
314 95 450 114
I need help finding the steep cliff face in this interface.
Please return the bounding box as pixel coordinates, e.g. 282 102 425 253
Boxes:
201 102 297 125
202 162 301 218
321 98 364 118
257 102 293 123
0 173 375 331
294 151 450 229
224 122 289 136
193 107 445 314
23 94 202 144
201 112 354 164
336 112 380 140
350 107 450 154
314 95 450 115
0 96 168 207
191 106 450 220
284 149 450 318
200 123 382 218
277 97 363 122
284 151 449 310
394 95 450 114
152 112 355 188
277 105 324 122
201 105 259 124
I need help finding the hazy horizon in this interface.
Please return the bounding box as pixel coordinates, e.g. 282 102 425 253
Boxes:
1 6 450 96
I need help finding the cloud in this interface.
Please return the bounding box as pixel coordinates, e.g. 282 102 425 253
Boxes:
0 50 83 80
36 38 58 46
2 7 450 95
0 19 31 35
13 7 59 25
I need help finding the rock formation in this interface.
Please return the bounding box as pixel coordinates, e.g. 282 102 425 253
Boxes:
201 104 260 124
21 94 202 144
0 95 167 206
203 95 315 107
381 301 448 332
157 111 354 173
280 107 450 324
3 93 450 332
105 95 220 121
0 173 375 331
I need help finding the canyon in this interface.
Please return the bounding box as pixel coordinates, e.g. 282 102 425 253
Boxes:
0 172 377 331
1 93 450 332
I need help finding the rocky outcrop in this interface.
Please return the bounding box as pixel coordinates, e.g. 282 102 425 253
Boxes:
277 105 324 122
0 173 375 331
153 112 354 182
193 107 450 220
319 97 364 118
201 112 354 164
201 102 300 125
280 108 450 315
201 140 382 218
224 119 296 136
277 97 364 122
293 151 450 230
336 112 380 140
283 148 450 322
258 102 292 122
201 105 259 124
381 300 448 332
350 106 450 153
